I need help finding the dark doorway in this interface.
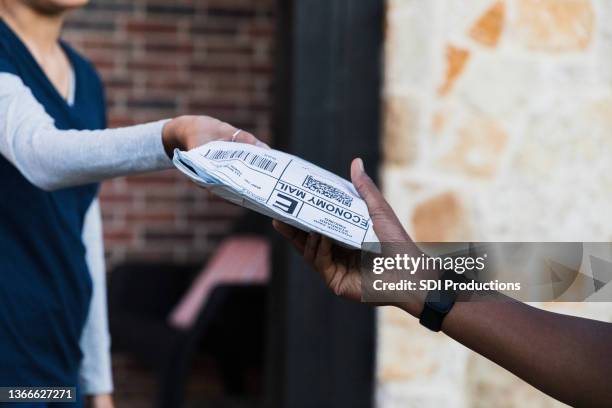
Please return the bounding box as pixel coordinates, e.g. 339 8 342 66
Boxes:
267 1 385 407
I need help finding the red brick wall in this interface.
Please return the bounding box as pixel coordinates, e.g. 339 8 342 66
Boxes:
64 0 275 269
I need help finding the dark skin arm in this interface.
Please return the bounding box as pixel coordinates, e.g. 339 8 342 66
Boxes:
273 158 612 408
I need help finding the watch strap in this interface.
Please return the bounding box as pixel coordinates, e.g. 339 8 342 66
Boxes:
419 270 462 332
419 303 446 332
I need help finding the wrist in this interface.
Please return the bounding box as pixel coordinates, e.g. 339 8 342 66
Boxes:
395 292 425 318
85 394 114 408
161 117 183 158
394 273 427 318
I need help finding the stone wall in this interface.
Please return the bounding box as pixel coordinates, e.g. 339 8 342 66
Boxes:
379 0 612 406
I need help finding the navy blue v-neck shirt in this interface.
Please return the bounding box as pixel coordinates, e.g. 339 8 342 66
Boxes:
0 19 105 390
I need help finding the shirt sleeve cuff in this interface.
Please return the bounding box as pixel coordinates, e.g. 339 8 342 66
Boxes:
149 118 174 170
80 378 113 396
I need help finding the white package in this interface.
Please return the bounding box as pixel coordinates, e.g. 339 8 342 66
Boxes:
173 141 378 249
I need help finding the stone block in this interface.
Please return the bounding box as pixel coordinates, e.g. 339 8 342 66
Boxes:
385 0 436 92
411 192 472 242
466 354 569 408
438 45 471 96
513 0 594 52
468 0 506 47
384 95 420 166
437 115 509 179
455 53 542 118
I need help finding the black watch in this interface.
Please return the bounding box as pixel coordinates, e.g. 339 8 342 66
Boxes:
419 270 461 332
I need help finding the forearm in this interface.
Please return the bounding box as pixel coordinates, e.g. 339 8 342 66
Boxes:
0 73 172 190
21 120 172 190
282 159 612 407
399 295 612 407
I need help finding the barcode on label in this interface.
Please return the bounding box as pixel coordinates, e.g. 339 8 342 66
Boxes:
302 175 353 207
203 149 278 173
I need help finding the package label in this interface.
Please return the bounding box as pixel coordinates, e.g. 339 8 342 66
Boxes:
173 141 378 249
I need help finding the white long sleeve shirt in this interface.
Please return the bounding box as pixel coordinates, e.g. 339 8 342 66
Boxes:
0 73 172 190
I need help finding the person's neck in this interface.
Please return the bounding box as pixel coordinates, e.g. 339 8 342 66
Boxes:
0 1 64 56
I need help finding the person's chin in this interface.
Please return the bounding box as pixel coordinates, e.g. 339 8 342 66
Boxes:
25 0 89 15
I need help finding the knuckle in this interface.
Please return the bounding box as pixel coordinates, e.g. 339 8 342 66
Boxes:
219 121 234 131
354 178 368 192
331 283 344 297
369 205 389 219
355 183 372 199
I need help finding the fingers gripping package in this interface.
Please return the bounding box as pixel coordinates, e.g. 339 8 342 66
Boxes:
173 141 379 249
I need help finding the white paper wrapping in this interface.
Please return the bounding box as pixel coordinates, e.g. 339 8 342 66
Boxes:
173 141 378 249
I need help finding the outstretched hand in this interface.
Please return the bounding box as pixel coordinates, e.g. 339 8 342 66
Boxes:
273 158 411 302
274 165 612 408
162 115 267 157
